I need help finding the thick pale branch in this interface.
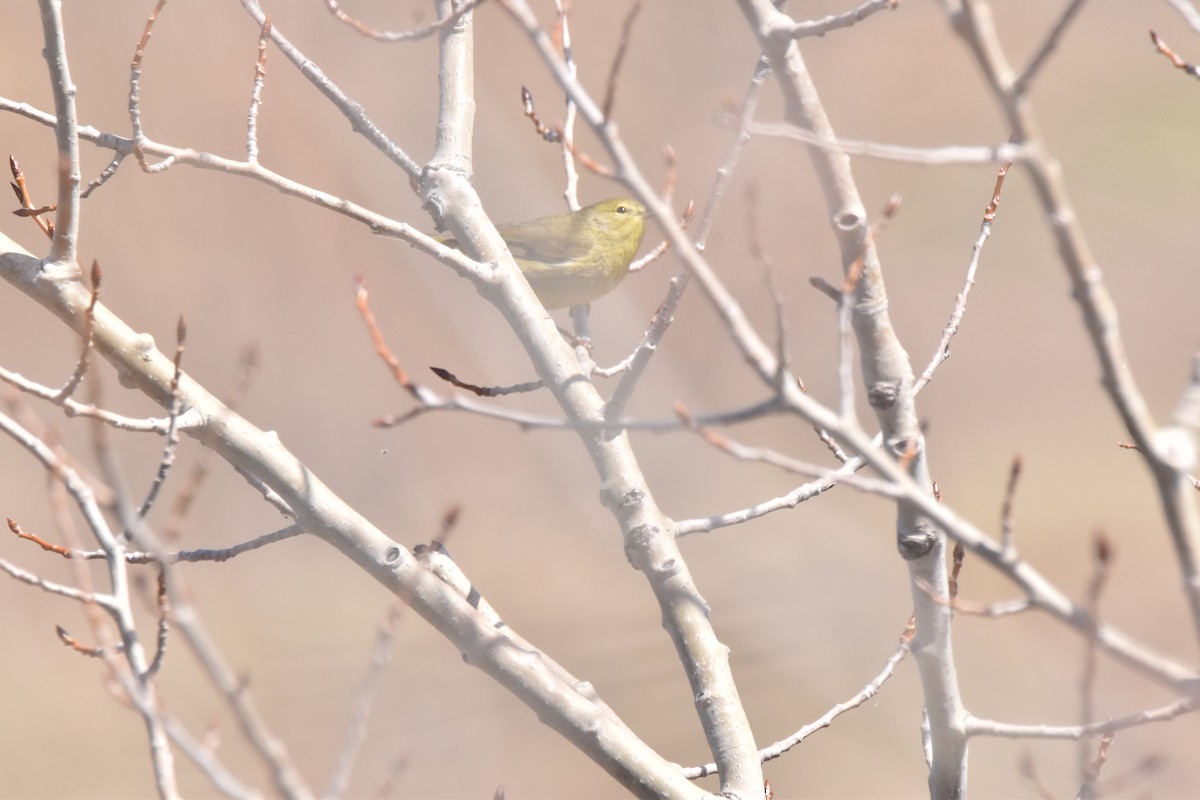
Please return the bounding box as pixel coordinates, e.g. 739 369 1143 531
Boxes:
953 0 1200 658
37 0 81 265
0 233 702 799
492 5 765 796
421 60 755 800
735 0 966 795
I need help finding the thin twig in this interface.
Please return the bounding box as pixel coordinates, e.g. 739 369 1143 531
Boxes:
1076 734 1114 800
10 520 305 564
0 556 112 606
241 0 421 177
999 454 1023 555
765 0 898 41
604 51 772 419
0 401 177 795
165 571 312 797
137 317 187 519
8 155 55 238
520 86 562 143
324 0 489 43
1013 0 1089 95
56 624 121 657
948 541 965 601
80 151 127 199
953 0 1200 661
626 149 689 274
743 119 1023 166
965 695 1197 739
430 366 543 397
914 160 1011 393
325 602 405 798
601 0 646 120
141 571 170 679
1078 533 1112 785
0 364 194 433
554 0 580 207
129 0 175 173
246 16 270 163
684 619 914 778
673 405 900 537
1150 29 1200 80
52 259 100 403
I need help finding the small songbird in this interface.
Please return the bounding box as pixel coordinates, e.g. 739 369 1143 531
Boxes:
438 198 648 309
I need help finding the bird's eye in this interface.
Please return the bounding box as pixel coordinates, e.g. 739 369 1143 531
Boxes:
616 206 628 214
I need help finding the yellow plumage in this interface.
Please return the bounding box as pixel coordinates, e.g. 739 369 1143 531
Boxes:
438 198 647 309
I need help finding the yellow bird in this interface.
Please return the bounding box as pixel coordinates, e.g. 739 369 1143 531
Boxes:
438 198 647 309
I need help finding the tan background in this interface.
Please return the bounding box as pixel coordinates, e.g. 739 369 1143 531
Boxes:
2 1 1200 797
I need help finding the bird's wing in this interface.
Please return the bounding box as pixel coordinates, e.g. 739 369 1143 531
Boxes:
498 215 591 266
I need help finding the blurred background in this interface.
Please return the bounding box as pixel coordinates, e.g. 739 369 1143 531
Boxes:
3 1 1200 797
